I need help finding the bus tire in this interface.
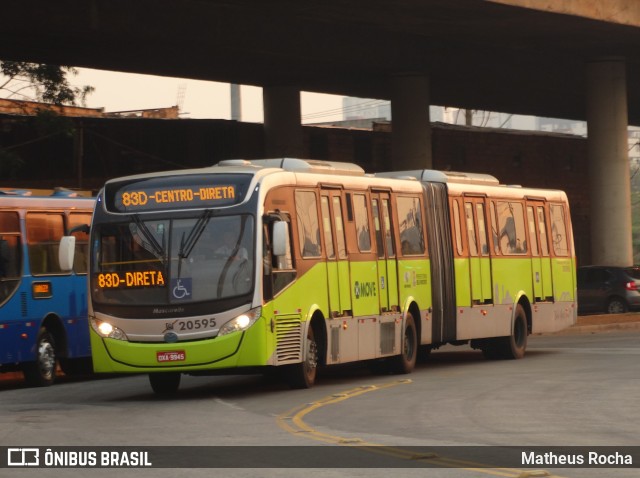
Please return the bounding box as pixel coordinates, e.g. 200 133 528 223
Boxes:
391 314 417 374
285 324 318 389
22 328 57 387
501 304 528 360
149 372 181 395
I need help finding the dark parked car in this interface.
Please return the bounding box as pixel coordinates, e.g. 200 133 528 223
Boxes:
577 265 640 314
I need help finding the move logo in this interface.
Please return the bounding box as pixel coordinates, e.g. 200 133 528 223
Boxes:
354 281 377 299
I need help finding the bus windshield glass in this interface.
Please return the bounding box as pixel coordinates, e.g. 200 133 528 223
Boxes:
92 214 254 305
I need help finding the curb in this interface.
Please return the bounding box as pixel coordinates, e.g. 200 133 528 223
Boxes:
545 321 640 335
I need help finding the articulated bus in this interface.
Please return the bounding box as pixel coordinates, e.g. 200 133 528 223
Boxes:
78 158 575 394
0 190 94 386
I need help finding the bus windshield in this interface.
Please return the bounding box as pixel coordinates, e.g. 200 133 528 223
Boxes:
92 214 254 305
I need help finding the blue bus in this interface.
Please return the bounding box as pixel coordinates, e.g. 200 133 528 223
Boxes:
0 190 94 386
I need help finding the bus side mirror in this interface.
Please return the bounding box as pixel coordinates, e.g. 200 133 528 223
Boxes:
272 221 288 257
59 236 76 271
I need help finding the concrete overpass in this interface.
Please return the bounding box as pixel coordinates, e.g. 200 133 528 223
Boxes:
1 0 639 265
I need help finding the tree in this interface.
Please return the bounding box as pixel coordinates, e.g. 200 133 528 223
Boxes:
0 61 95 179
0 60 94 106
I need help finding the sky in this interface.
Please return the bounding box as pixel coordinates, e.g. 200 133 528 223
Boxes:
72 68 345 124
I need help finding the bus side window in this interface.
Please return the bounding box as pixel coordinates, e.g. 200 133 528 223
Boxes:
550 204 569 256
265 218 296 298
397 196 425 255
451 199 463 256
476 203 489 256
0 212 21 282
465 202 478 256
526 206 539 256
26 213 64 275
496 201 527 255
320 196 335 259
537 206 550 256
353 193 371 252
68 212 92 274
0 227 21 303
489 201 501 255
295 191 322 258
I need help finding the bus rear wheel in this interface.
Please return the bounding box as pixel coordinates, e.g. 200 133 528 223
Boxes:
23 328 57 387
480 305 528 360
149 372 181 395
503 305 528 359
391 314 417 374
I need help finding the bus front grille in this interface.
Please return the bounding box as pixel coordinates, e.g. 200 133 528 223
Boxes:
275 317 302 364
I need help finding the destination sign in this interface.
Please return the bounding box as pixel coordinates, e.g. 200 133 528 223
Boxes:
104 174 252 212
119 186 235 208
96 271 166 290
32 281 52 299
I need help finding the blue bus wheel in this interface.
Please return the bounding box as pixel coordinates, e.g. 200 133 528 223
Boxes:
23 328 57 387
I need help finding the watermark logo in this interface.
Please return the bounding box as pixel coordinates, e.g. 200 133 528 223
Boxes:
7 448 39 466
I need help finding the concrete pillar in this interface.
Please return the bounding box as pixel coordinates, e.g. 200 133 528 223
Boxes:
263 86 304 158
586 58 632 266
391 75 432 169
230 84 241 121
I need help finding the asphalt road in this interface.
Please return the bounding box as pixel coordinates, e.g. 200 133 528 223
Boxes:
1 330 638 478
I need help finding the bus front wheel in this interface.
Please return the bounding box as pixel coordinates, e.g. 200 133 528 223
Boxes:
149 372 181 395
285 325 318 389
23 328 57 387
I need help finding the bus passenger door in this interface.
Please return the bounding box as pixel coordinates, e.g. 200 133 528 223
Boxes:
463 199 492 305
372 193 398 311
320 193 342 316
526 203 544 301
322 192 351 316
536 204 554 300
474 201 492 303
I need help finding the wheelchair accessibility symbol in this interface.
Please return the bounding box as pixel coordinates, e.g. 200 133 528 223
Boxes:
171 278 192 300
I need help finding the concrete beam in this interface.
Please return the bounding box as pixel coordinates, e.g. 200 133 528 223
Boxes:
488 0 640 27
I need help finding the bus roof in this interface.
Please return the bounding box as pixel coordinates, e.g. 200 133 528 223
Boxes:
0 187 92 197
216 158 366 176
377 169 500 185
0 194 94 210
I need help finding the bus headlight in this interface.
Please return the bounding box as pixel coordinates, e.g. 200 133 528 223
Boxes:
90 317 129 341
218 307 261 336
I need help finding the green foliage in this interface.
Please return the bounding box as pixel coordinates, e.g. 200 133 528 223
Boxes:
0 60 94 177
0 60 94 106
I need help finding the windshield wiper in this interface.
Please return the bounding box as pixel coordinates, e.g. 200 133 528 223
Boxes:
178 210 213 261
132 215 166 264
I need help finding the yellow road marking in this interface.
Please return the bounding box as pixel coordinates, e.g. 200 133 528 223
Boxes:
276 379 566 478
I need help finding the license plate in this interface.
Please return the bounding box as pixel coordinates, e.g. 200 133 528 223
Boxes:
156 351 186 362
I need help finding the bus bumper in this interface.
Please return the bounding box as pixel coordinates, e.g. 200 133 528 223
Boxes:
90 318 269 373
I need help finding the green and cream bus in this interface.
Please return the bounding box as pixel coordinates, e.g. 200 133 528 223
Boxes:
74 158 575 393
